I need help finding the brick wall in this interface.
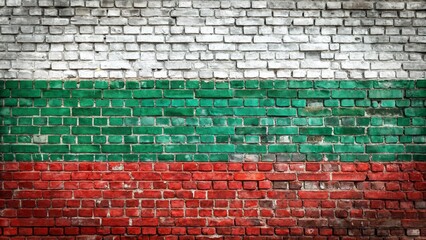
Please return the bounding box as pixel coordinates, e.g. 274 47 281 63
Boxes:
0 0 425 79
1 0 426 238
1 162 426 238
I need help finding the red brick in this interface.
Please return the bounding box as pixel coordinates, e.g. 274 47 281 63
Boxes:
332 173 366 181
13 172 40 180
11 219 54 227
306 163 321 171
266 173 296 181
162 172 191 181
41 172 71 181
193 172 232 180
365 191 405 200
298 191 328 199
131 172 161 180
367 173 409 181
207 191 235 199
330 191 363 199
234 173 265 181
102 218 129 226
267 218 296 227
298 173 330 181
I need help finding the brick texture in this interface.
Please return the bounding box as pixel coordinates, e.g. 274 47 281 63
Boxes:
0 162 425 238
1 79 425 162
0 0 425 79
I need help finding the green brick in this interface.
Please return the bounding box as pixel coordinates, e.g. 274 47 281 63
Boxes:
41 145 69 153
340 80 373 89
94 81 109 89
72 108 100 116
269 127 298 135
164 108 193 116
332 90 366 99
156 80 169 89
103 90 132 98
102 108 131 116
195 90 233 98
234 90 267 98
234 108 266 116
289 80 312 89
11 126 39 134
170 80 185 89
300 144 332 153
196 108 233 116
334 127 365 135
102 145 130 153
267 108 296 116
417 80 426 88
102 127 132 135
259 81 274 89
12 89 41 98
405 127 426 135
332 108 364 116
20 81 33 89
299 90 330 99
366 145 404 153
369 90 403 99
298 108 331 117
165 145 196 153
300 127 332 136
133 127 162 134
267 90 297 98
276 99 289 107
406 145 426 153
236 145 267 153
109 81 124 89
133 108 162 116
133 145 163 153
374 80 414 89
236 127 266 135
133 90 163 98
197 127 234 135
164 127 194 135
164 90 193 98
72 127 100 135
41 108 70 116
381 100 395 107
11 145 39 153
41 127 70 134
12 108 39 116
43 90 70 98
72 90 101 98
268 145 297 153
406 90 426 98
334 145 364 153
368 127 403 135
315 81 339 89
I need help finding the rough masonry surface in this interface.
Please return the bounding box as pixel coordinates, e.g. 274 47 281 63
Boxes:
1 79 425 162
0 0 425 79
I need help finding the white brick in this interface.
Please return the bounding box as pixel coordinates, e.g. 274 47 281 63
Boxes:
137 35 165 43
195 35 223 43
75 35 104 42
237 60 267 69
106 35 135 43
268 61 299 69
209 43 235 51
236 18 264 26
165 61 192 70
341 61 370 70
177 17 205 26
371 62 401 70
101 61 131 70
239 44 268 51
224 35 252 43
376 2 405 10
301 60 330 69
166 36 194 43
300 43 329 51
254 35 282 43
